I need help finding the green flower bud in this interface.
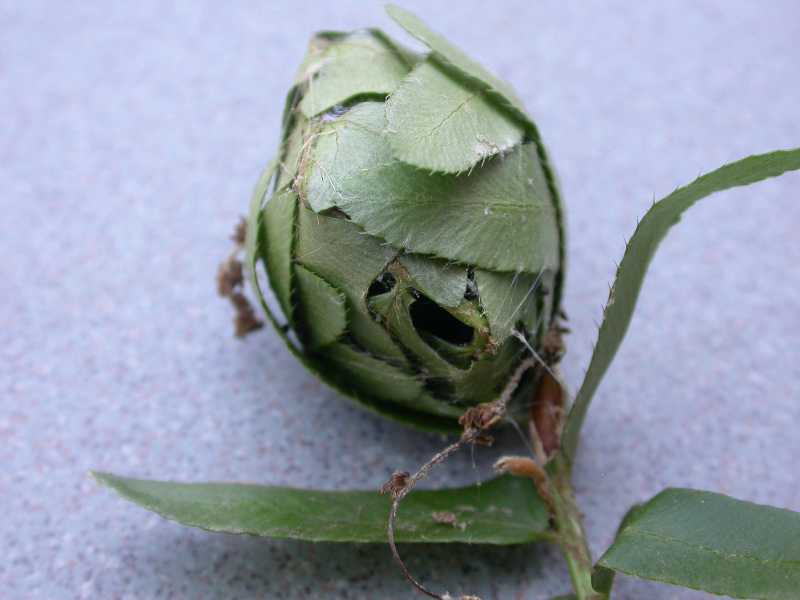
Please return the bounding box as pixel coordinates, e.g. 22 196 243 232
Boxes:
246 7 565 432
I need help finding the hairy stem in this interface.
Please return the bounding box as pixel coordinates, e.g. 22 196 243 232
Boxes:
548 456 600 600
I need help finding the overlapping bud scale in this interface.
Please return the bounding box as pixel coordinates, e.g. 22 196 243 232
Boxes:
247 7 565 431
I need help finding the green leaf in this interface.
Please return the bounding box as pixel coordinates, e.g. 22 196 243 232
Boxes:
591 566 615 598
298 30 415 118
385 4 566 310
294 203 408 365
303 101 558 273
245 159 277 293
385 4 529 126
590 502 642 598
245 158 300 352
562 148 800 460
373 284 468 381
475 268 546 344
294 265 346 349
386 58 524 173
598 488 800 600
275 110 308 191
261 188 298 324
93 472 550 545
399 253 467 309
246 164 456 432
316 341 462 418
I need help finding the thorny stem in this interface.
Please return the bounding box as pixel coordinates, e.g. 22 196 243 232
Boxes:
382 358 537 600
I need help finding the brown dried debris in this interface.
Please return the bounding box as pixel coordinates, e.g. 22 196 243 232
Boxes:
458 401 504 434
531 370 565 459
217 256 244 297
380 471 410 499
230 292 264 337
231 216 247 246
217 216 264 338
472 433 495 447
541 323 568 365
494 455 556 516
431 511 459 527
431 511 467 531
493 456 547 482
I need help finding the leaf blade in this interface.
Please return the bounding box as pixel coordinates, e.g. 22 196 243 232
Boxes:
384 4 566 307
261 188 298 325
385 58 524 173
385 4 529 124
245 158 298 346
93 472 550 545
562 148 800 460
293 265 347 349
303 101 558 273
298 30 414 118
599 488 800 600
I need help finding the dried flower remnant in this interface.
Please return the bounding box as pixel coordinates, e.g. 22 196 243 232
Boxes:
230 292 264 338
218 219 263 337
216 256 244 297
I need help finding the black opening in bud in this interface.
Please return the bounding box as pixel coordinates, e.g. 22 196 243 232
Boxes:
367 272 397 297
409 293 474 346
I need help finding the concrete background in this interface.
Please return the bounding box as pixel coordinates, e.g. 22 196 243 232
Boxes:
3 1 799 598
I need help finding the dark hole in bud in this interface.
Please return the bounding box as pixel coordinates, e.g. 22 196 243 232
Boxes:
409 293 474 346
464 268 478 300
367 272 396 297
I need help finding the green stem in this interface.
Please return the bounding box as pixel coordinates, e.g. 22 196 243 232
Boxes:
548 455 600 600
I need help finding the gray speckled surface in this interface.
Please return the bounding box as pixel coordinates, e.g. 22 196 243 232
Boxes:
3 1 799 598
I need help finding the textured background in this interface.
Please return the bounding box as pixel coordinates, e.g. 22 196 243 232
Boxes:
3 1 799 598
